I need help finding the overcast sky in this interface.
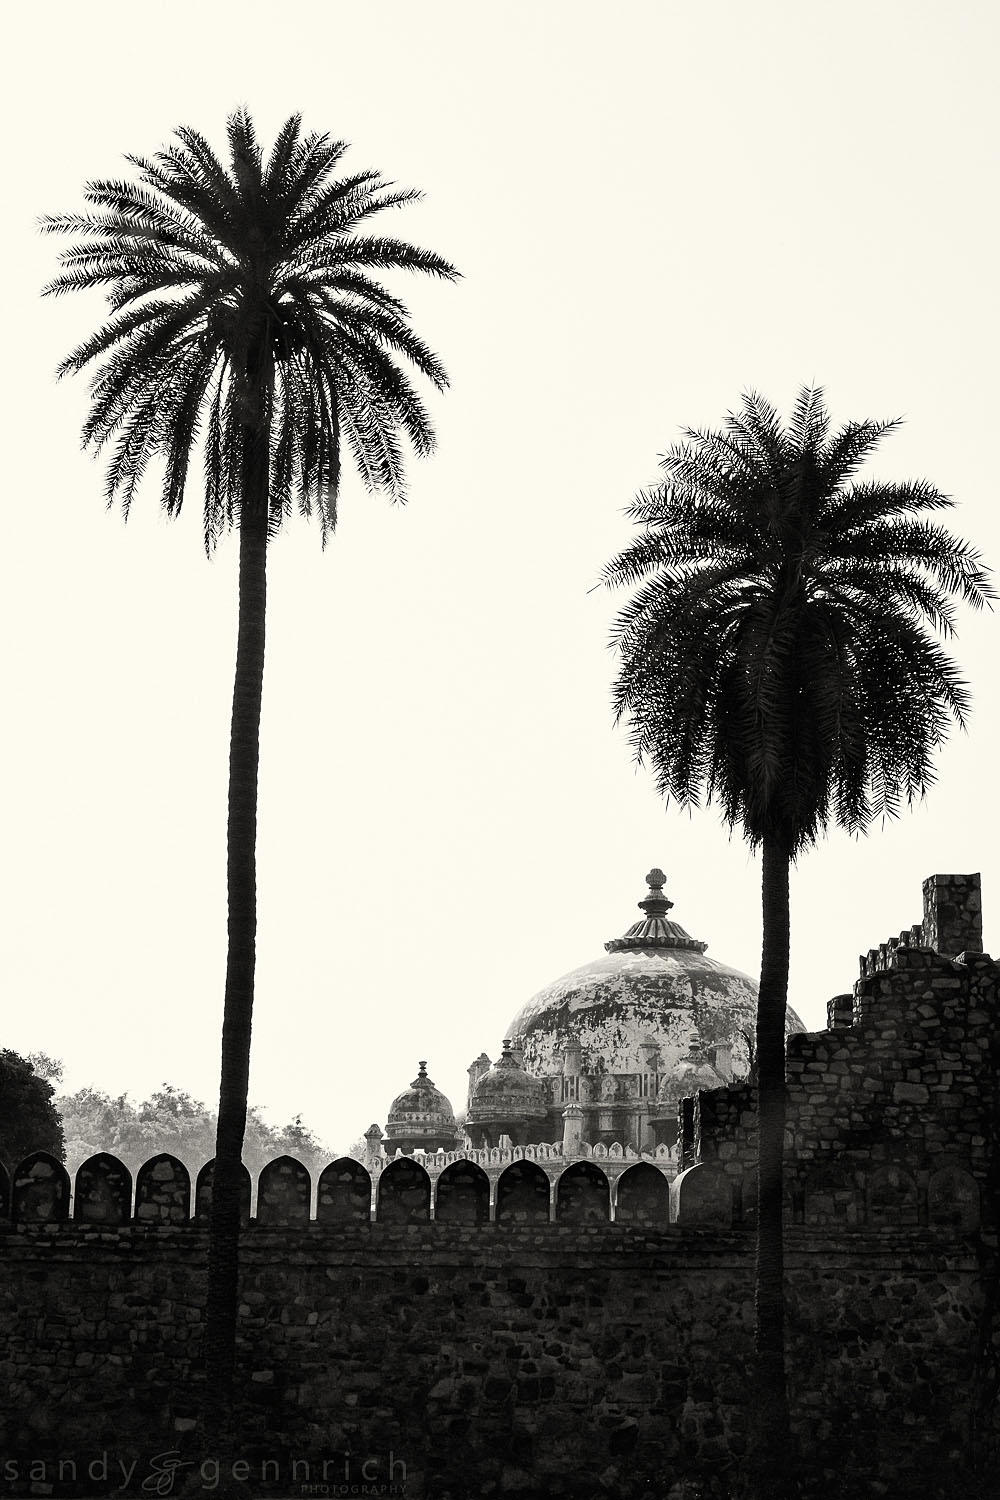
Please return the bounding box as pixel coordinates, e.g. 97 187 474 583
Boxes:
3 2 997 1154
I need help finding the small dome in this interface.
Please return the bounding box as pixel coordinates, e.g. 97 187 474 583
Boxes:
467 1040 548 1126
384 1062 459 1152
656 1051 728 1105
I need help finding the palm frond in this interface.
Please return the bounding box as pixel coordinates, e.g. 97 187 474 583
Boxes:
45 110 454 545
607 387 991 852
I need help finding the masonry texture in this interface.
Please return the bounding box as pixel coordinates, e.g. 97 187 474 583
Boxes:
0 1222 991 1500
1 873 998 1500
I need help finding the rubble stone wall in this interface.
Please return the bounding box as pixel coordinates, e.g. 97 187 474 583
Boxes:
0 1222 992 1500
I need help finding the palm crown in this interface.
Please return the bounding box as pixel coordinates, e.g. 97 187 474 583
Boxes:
606 388 993 851
41 109 458 549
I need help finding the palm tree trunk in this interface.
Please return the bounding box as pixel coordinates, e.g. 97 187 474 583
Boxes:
750 834 796 1495
204 435 269 1427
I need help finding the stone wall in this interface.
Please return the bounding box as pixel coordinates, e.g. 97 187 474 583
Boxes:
689 874 1000 1237
3 874 997 1499
0 1221 991 1500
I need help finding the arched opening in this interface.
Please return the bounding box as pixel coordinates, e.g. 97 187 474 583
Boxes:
134 1154 191 1224
194 1160 252 1227
496 1160 550 1224
928 1165 980 1232
868 1164 919 1228
317 1158 373 1225
556 1161 610 1223
615 1162 670 1225
435 1160 490 1224
802 1164 861 1227
256 1155 311 1225
12 1152 70 1224
376 1157 431 1223
74 1153 132 1225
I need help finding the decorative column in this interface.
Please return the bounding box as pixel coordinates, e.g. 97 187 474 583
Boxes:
562 1103 584 1158
363 1124 384 1170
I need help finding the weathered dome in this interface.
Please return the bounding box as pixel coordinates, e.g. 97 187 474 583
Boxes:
384 1062 459 1152
467 1040 548 1126
507 869 804 1082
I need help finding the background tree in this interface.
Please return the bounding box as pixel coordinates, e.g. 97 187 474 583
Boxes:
44 109 456 1414
0 1050 65 1166
606 386 992 1496
54 1076 334 1175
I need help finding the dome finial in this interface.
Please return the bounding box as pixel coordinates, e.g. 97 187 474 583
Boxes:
640 869 672 916
605 866 708 954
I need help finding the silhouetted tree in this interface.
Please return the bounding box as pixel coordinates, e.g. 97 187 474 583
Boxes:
606 386 992 1496
0 1051 64 1166
44 109 456 1417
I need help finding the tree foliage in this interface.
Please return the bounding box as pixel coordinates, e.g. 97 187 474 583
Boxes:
41 109 457 547
0 1050 65 1166
607 387 993 852
54 1078 333 1177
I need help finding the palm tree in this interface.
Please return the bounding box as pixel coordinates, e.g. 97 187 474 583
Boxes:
605 387 991 1495
43 110 457 1417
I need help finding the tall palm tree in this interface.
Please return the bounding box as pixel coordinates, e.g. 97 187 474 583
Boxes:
43 110 457 1414
605 387 991 1496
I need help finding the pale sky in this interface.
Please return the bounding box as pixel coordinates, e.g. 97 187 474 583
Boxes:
3 2 997 1153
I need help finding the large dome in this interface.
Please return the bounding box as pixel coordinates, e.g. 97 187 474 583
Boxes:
507 869 804 1082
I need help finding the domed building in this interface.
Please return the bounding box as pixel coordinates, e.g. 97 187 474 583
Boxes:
370 868 803 1164
465 1040 548 1148
382 1061 462 1155
499 867 804 1154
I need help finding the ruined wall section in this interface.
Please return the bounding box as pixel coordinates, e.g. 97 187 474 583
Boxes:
689 875 999 1232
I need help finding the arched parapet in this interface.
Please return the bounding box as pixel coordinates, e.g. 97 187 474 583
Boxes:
556 1162 610 1224
376 1158 431 1224
317 1159 372 1225
928 1164 981 1233
868 1163 919 1228
134 1154 191 1224
670 1162 733 1227
615 1162 670 1226
802 1163 864 1227
74 1153 132 1225
12 1152 70 1224
435 1161 490 1224
194 1160 252 1227
256 1156 311 1226
496 1160 551 1225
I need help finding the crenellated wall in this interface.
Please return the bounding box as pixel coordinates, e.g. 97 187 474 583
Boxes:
1 874 998 1499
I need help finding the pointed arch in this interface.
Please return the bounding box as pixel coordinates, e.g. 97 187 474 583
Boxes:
376 1157 430 1223
134 1154 191 1224
74 1153 132 1225
435 1160 490 1224
615 1162 670 1225
496 1160 550 1225
556 1162 610 1223
317 1158 373 1225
